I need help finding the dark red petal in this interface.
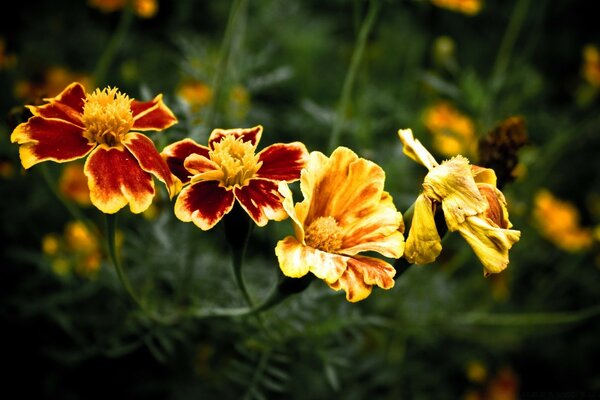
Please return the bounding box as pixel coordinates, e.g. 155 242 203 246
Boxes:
161 138 211 184
256 142 308 182
174 181 235 230
11 116 93 169
131 94 178 131
28 82 86 126
234 179 288 227
123 132 180 198
84 146 155 214
208 125 262 150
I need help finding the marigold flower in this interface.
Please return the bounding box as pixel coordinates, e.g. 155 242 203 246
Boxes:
533 189 593 252
59 162 91 206
423 101 476 158
162 125 308 230
275 147 405 302
399 129 520 276
431 0 482 15
11 82 180 214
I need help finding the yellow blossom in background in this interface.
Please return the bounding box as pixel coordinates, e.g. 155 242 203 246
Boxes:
88 0 158 18
399 129 520 276
582 44 600 88
59 163 92 206
177 80 214 112
14 66 93 102
42 221 103 278
533 189 593 252
423 101 477 158
431 0 482 16
466 360 487 383
0 37 17 70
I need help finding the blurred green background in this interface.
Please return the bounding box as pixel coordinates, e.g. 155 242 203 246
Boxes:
1 0 600 398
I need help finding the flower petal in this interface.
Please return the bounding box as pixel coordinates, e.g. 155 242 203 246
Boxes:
457 215 521 276
84 145 155 214
276 236 348 283
398 128 439 171
278 182 306 243
426 156 487 230
340 191 405 258
404 194 443 264
131 94 178 131
329 256 395 302
256 142 308 182
161 138 210 184
11 116 93 169
183 153 220 176
27 82 86 126
123 132 181 198
208 125 262 150
174 181 235 230
234 179 288 226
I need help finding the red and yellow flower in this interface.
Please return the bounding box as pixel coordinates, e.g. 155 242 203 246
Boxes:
399 129 520 276
11 82 180 214
162 125 308 230
275 147 405 302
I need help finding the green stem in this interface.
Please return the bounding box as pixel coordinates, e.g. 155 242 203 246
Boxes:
328 0 381 152
205 0 248 130
93 1 134 85
105 213 145 310
224 204 254 306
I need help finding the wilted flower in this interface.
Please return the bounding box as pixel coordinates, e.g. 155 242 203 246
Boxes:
431 0 482 15
275 147 404 302
162 125 308 230
11 82 180 214
399 129 520 276
533 189 593 252
423 101 477 158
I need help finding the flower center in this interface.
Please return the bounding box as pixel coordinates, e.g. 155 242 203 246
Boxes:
209 135 262 188
305 216 343 253
82 87 134 147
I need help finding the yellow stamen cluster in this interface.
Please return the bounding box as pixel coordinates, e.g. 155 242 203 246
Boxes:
209 135 262 188
305 216 343 253
82 87 134 147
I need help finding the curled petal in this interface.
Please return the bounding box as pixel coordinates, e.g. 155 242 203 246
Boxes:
11 117 93 169
457 215 521 276
174 181 235 230
84 146 155 214
427 156 487 230
329 255 395 302
398 129 439 171
131 94 178 131
256 142 308 182
340 191 404 258
183 153 220 176
404 194 442 264
27 82 86 126
276 236 347 283
234 179 288 227
161 138 210 184
478 183 511 229
471 165 497 186
123 132 181 198
208 125 262 150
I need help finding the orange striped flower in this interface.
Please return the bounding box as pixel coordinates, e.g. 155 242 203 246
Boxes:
162 126 308 230
275 147 405 302
11 82 180 214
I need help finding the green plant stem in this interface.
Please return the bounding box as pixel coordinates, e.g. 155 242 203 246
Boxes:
328 0 381 152
205 0 248 129
93 2 134 85
105 213 145 310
